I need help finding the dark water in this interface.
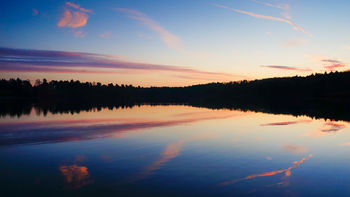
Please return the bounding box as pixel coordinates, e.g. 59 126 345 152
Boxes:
1 105 349 196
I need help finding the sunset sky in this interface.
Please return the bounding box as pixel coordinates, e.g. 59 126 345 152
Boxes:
0 0 349 86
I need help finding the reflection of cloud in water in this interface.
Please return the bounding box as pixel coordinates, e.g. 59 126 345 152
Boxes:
220 154 312 186
322 122 346 132
0 111 235 146
130 140 186 182
59 165 92 188
282 144 308 154
303 121 347 137
130 132 217 182
260 119 312 126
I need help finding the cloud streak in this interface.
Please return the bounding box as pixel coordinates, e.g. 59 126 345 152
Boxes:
252 0 289 10
214 4 311 36
65 2 93 13
116 8 183 50
261 65 312 72
322 59 347 71
0 47 239 81
251 0 291 19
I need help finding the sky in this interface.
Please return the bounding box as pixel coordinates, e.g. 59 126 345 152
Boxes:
0 0 349 86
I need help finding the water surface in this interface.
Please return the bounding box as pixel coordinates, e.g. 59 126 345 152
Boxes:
1 105 349 196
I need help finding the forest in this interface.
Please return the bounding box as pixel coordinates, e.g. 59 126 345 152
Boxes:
1 71 350 120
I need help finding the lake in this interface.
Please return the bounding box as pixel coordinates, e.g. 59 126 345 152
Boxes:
1 105 349 196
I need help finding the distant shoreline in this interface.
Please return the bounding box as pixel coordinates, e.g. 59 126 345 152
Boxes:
1 71 350 121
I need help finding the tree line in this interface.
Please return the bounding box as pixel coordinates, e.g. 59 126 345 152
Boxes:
1 71 350 120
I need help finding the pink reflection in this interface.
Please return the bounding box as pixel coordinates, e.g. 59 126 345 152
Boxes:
260 119 312 126
130 132 217 182
303 121 347 137
0 109 237 145
134 140 185 181
59 165 92 188
220 154 312 186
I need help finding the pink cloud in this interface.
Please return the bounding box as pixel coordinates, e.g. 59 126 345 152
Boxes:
58 9 89 28
0 47 242 81
66 2 93 13
58 2 92 29
214 4 311 36
322 59 347 71
261 65 312 72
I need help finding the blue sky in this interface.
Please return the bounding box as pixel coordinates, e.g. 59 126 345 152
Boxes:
0 0 349 86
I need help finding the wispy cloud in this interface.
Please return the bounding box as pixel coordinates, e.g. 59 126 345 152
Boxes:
252 0 289 10
213 4 311 36
305 55 348 71
322 59 347 71
0 47 240 81
58 2 92 28
261 65 312 72
116 8 183 50
251 0 291 19
220 154 312 186
57 9 89 28
65 2 93 13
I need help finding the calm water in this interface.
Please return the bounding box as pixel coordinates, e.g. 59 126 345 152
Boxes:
1 105 350 196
